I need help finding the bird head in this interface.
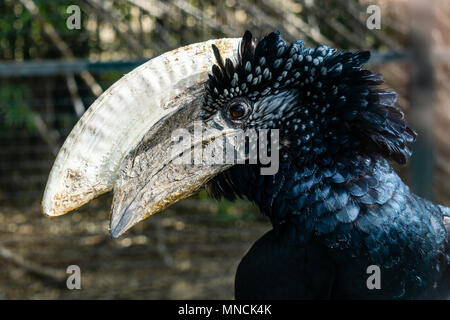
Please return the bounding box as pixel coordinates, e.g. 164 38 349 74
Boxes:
203 31 416 166
42 31 415 237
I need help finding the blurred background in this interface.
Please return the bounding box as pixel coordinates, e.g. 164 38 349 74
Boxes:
0 0 449 299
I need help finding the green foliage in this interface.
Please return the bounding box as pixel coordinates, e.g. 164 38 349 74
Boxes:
215 199 259 225
0 85 35 131
0 0 93 60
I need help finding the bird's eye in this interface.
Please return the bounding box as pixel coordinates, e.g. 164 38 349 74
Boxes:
229 104 246 119
225 98 252 122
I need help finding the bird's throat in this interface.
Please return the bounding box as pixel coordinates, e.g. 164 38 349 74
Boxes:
209 152 400 242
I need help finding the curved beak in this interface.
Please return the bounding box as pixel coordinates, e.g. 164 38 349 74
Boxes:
109 88 242 238
42 38 241 237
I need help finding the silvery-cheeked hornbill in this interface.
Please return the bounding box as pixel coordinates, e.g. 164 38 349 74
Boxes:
42 31 449 299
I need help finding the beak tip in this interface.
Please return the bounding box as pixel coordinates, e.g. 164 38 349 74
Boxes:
109 216 128 239
109 228 123 239
109 202 140 239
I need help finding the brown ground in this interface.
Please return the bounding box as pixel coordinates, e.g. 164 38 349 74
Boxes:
0 196 269 299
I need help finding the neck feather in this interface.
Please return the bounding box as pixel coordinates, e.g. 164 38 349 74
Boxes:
207 152 403 240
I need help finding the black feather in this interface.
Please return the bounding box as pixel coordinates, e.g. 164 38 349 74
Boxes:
203 31 449 299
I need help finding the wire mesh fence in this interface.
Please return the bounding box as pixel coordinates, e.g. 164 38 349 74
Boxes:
1 70 115 201
0 0 449 299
